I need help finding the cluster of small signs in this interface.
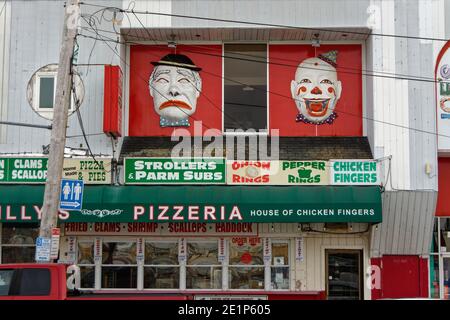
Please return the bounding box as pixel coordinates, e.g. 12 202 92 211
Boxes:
124 158 380 186
0 157 111 184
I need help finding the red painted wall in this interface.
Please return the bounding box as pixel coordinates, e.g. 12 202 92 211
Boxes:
371 256 429 299
129 45 223 136
128 44 363 137
436 157 450 216
103 65 122 138
269 44 363 136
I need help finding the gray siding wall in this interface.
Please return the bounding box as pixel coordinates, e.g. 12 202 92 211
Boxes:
171 0 371 28
0 0 121 156
371 190 437 256
0 0 11 144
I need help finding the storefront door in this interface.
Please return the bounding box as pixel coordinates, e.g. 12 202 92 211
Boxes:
326 250 363 300
442 257 450 299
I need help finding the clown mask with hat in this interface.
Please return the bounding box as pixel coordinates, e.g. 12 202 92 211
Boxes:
290 50 342 125
149 53 202 127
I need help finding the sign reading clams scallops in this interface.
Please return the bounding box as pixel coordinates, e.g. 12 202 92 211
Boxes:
124 158 226 184
0 157 111 184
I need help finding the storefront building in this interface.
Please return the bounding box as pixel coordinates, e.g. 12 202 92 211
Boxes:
431 40 450 300
0 0 445 300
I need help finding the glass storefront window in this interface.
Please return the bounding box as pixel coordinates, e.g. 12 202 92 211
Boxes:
429 255 440 299
271 242 289 290
2 225 39 244
77 242 95 289
186 242 221 289
1 247 35 264
432 219 439 253
101 241 137 289
444 258 450 299
229 239 264 289
144 241 179 289
0 269 14 296
1 224 39 263
229 267 265 289
440 218 450 253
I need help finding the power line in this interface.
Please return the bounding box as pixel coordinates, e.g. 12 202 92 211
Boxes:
79 2 450 43
79 14 216 132
0 1 6 17
77 31 448 139
79 25 437 83
129 9 245 129
78 6 450 84
78 25 446 85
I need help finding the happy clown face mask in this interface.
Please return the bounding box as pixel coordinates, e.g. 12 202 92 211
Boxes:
290 51 342 124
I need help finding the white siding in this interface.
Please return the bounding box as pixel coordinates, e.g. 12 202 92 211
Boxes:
122 0 172 28
171 0 371 28
0 0 10 144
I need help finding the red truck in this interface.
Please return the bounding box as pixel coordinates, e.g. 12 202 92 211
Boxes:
0 263 188 300
0 263 325 300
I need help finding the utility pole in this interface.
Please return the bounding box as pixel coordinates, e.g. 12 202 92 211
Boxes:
38 0 80 256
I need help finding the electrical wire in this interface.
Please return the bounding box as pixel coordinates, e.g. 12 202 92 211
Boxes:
80 14 218 132
129 9 245 129
76 31 450 140
0 1 6 17
78 25 446 85
79 2 450 43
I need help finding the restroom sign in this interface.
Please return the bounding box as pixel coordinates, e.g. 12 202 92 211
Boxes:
59 179 84 211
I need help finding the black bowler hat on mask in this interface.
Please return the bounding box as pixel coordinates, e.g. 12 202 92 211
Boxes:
151 53 202 72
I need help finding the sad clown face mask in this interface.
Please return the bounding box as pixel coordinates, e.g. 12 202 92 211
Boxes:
290 50 342 125
149 54 202 127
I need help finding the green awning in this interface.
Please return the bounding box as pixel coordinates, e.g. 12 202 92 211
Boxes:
0 185 382 223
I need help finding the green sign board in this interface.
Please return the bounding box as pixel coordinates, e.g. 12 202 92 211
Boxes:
124 158 226 184
0 157 48 183
0 185 382 223
0 157 112 184
330 160 380 185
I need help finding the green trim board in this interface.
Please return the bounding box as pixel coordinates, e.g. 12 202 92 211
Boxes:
0 185 382 223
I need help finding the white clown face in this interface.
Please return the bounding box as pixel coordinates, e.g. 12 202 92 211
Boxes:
291 57 342 123
149 65 201 122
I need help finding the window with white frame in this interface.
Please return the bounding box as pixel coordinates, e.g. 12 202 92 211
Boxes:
77 241 95 289
186 241 221 289
228 238 265 290
35 72 57 110
27 64 84 121
270 241 290 290
144 241 179 289
101 241 137 289
0 224 39 264
71 237 290 291
34 72 76 112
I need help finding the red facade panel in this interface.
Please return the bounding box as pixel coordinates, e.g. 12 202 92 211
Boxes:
269 44 363 136
129 45 223 137
103 65 123 138
127 44 362 137
371 256 428 299
437 157 450 216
